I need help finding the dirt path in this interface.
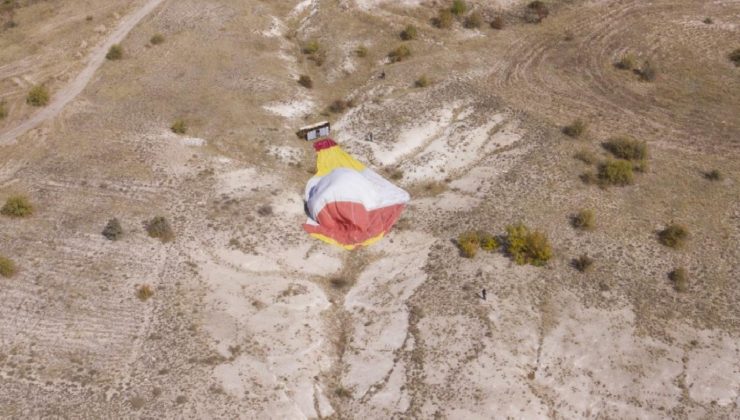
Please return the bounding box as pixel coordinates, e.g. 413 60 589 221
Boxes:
0 0 165 145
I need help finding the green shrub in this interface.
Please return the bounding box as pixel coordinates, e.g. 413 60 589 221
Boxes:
26 85 49 107
464 11 482 29
505 223 552 266
598 159 634 185
388 45 411 62
562 119 587 138
435 9 454 29
1 195 33 217
0 256 16 278
137 284 154 301
638 60 657 81
415 75 430 87
302 40 320 55
0 101 6 119
571 209 595 230
490 16 504 30
479 232 499 251
730 48 740 66
603 136 647 161
400 24 417 40
102 218 123 241
146 216 174 243
171 119 187 134
355 45 368 58
106 44 123 60
572 254 593 272
669 267 688 292
704 169 722 181
298 74 313 88
451 0 466 16
150 34 165 45
658 223 689 249
615 54 636 70
457 231 480 258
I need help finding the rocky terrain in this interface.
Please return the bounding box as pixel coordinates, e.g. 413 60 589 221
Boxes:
1 0 738 418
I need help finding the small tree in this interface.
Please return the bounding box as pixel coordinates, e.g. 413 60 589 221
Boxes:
171 119 187 134
150 34 165 45
658 224 689 249
400 24 418 40
1 195 33 217
106 44 123 60
563 119 587 138
102 218 123 241
0 256 16 278
298 74 313 88
451 0 466 16
505 223 552 266
26 85 49 107
388 45 411 62
598 159 634 186
146 216 174 243
571 209 595 230
669 267 688 292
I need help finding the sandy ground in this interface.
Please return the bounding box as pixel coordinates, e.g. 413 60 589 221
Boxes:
1 0 739 418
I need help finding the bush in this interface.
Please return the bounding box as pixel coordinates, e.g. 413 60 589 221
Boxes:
728 48 740 67
465 11 482 29
562 119 587 138
400 24 417 40
302 40 320 55
525 1 549 23
572 254 594 272
603 136 647 161
171 119 187 134
257 204 273 216
137 284 154 301
106 44 123 60
490 16 504 30
658 223 689 249
298 74 313 88
329 99 354 113
146 216 174 243
0 256 16 278
1 195 33 217
479 232 499 251
669 267 688 292
435 9 454 29
615 54 636 70
598 159 634 185
571 209 595 231
150 34 165 45
355 45 368 58
451 0 466 16
415 75 430 87
457 231 480 258
638 60 656 81
505 223 552 266
102 218 123 241
0 101 6 119
573 149 597 164
388 45 411 62
704 169 722 181
26 85 49 107
703 17 713 24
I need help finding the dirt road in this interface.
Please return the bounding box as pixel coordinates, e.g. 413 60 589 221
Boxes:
0 0 165 145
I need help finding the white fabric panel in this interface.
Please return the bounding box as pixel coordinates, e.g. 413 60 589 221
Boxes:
304 168 410 222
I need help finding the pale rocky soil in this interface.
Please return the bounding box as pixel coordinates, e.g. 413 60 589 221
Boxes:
1 0 739 418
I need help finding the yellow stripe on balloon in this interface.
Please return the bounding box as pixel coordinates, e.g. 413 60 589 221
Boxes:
309 232 385 250
316 145 365 177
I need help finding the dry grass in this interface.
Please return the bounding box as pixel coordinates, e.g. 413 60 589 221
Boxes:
658 224 689 249
298 74 313 89
400 24 417 41
505 223 552 266
730 48 740 66
615 54 637 70
26 85 49 107
329 99 354 114
171 119 187 134
573 149 597 164
457 231 480 258
669 267 688 292
525 1 549 23
603 137 647 160
145 216 174 243
571 209 595 231
464 11 482 29
355 45 368 58
102 218 123 241
434 9 454 29
136 284 154 301
703 169 722 181
150 34 165 45
106 44 123 60
0 256 17 278
490 16 504 30
415 75 430 88
1 195 33 217
388 45 411 63
0 101 6 119
572 254 594 272
598 159 634 186
451 0 467 16
562 119 587 138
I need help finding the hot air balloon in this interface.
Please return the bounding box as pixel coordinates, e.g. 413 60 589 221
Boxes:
303 139 410 249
